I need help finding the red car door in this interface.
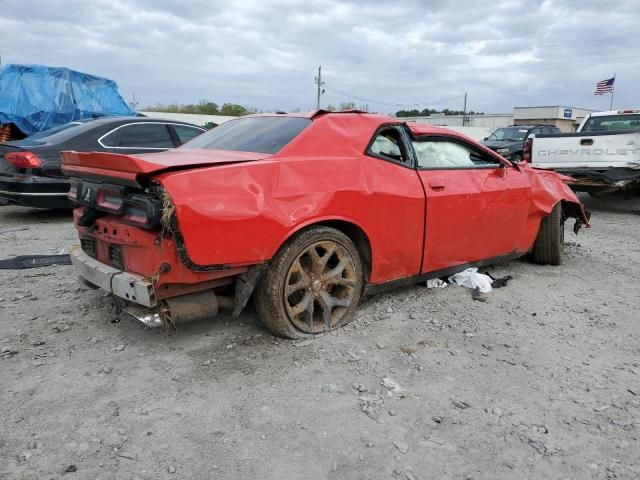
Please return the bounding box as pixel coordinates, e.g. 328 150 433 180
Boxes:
411 135 532 273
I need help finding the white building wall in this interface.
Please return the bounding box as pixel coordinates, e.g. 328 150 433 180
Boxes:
138 112 237 126
399 114 513 131
513 106 596 122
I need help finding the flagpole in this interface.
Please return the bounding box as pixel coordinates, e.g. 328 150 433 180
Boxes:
609 74 616 110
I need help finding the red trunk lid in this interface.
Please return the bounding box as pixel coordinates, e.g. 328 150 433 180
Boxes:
62 149 269 186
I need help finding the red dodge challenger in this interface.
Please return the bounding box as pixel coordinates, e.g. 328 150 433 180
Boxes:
62 111 589 338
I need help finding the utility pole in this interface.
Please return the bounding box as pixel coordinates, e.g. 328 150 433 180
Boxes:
315 66 324 110
129 93 139 111
462 92 468 126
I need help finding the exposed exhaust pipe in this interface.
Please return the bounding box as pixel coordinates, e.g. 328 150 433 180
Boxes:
123 290 233 328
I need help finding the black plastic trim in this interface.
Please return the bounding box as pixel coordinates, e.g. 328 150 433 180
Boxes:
364 252 523 296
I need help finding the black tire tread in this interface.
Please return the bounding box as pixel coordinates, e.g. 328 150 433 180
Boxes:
532 203 563 265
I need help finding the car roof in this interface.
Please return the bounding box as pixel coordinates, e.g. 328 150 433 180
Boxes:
244 109 393 122
587 109 640 117
206 111 500 159
84 116 203 128
8 116 204 147
499 125 558 129
247 110 487 143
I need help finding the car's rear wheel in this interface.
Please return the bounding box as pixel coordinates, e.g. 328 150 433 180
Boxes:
255 226 363 339
532 203 564 265
510 153 523 163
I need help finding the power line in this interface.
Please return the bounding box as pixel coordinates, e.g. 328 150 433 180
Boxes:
323 84 465 108
319 53 640 110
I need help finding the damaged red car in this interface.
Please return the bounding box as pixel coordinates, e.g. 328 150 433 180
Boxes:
62 111 589 338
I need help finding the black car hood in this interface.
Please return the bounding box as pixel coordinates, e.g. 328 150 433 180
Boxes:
482 139 522 150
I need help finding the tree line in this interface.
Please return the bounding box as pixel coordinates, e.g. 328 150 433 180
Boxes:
143 100 483 118
395 108 484 117
143 100 256 116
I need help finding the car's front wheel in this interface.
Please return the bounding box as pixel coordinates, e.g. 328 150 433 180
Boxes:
255 226 363 339
532 203 564 265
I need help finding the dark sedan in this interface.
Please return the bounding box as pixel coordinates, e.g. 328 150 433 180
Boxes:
0 117 205 208
482 124 561 162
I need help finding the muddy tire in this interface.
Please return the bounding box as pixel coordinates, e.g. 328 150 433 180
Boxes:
532 203 564 265
255 226 364 339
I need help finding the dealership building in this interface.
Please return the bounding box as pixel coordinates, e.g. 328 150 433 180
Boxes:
402 105 597 133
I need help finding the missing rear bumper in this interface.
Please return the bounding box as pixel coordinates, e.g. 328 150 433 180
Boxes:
70 245 156 307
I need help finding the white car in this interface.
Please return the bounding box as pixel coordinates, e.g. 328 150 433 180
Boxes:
526 110 640 195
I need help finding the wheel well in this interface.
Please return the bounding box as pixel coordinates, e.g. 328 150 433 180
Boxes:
310 220 373 284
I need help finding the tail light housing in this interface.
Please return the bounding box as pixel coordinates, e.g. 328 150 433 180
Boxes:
523 136 533 163
74 181 163 229
5 151 42 168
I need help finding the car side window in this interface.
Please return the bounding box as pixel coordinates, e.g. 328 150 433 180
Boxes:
100 129 118 147
368 127 408 164
116 123 174 149
174 125 204 144
413 139 498 169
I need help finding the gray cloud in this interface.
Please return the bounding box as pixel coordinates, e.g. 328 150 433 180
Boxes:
1 0 638 113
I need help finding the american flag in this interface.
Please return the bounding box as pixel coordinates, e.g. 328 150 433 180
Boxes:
594 77 615 95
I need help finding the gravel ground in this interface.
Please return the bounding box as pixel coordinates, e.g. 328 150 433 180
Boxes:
1 194 639 480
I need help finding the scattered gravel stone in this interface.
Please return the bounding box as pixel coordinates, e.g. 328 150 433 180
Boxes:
451 399 471 409
394 440 409 454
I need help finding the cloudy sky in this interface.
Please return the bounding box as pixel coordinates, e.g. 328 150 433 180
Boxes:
2 0 639 114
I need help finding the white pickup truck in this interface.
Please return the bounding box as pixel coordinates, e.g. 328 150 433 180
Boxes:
527 110 640 195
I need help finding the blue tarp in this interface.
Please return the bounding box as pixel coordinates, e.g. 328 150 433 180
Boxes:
0 64 134 136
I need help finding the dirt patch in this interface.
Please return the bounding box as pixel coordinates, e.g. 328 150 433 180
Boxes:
1 195 639 479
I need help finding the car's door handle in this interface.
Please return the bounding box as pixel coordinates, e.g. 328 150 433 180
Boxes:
580 138 593 146
428 182 446 191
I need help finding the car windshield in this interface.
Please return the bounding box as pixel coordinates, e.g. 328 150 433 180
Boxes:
581 114 640 132
487 127 528 141
182 116 311 154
